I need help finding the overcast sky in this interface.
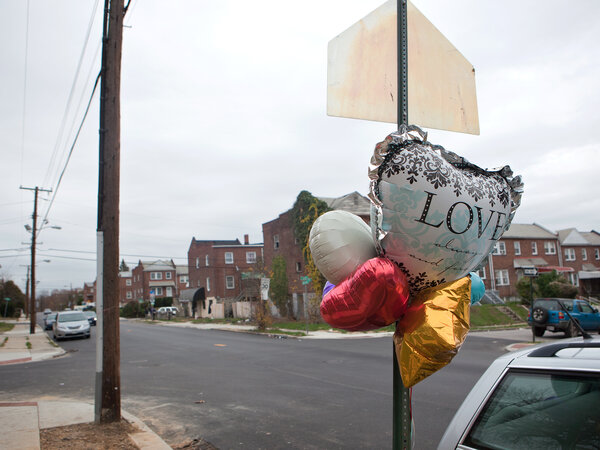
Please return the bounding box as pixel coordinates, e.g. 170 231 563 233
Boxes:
1 0 599 294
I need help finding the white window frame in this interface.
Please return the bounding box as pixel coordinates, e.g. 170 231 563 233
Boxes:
595 248 600 260
582 248 587 260
495 269 510 286
166 286 173 297
296 262 302 272
246 251 257 264
126 291 132 299
179 275 188 284
206 277 211 292
155 287 163 296
195 257 200 269
567 272 579 287
565 248 576 261
492 242 506 256
225 275 235 289
531 242 538 255
513 241 521 256
544 241 556 255
274 234 280 249
166 272 172 280
126 279 132 286
205 254 210 266
150 272 163 280
225 252 234 264
476 266 486 280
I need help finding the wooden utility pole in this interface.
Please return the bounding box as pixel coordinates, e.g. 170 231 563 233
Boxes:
96 0 124 423
20 185 51 334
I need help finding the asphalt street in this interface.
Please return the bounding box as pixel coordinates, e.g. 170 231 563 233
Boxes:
0 320 528 449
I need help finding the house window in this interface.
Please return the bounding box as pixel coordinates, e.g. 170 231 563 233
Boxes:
225 252 234 264
126 291 132 299
155 287 163 296
150 272 163 280
296 262 302 272
196 257 200 268
531 242 538 255
166 272 172 280
544 241 556 255
495 269 510 286
205 255 209 266
492 242 506 255
226 276 235 289
475 267 486 279
274 234 280 249
246 251 257 263
595 249 600 260
565 248 576 261
294 237 300 245
582 248 587 260
513 241 521 256
206 277 211 292
126 279 132 286
179 275 188 284
567 272 579 287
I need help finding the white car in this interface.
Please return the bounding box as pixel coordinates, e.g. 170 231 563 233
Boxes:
438 336 600 449
157 306 177 317
52 311 91 340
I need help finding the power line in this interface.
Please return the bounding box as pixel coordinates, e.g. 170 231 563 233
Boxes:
38 72 101 238
43 0 101 189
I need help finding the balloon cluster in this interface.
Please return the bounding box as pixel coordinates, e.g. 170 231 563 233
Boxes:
309 126 522 387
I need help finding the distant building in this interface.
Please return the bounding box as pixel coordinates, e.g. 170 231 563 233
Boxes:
82 282 96 304
131 259 178 302
187 235 264 303
558 229 600 297
262 191 371 308
118 270 133 305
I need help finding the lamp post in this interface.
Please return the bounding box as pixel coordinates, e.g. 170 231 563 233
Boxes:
23 220 61 334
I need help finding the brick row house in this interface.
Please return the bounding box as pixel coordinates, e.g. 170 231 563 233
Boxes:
129 259 189 303
477 224 600 300
187 235 264 308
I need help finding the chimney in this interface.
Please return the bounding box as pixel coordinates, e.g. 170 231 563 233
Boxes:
244 234 249 245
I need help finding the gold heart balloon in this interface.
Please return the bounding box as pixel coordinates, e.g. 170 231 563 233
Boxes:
394 276 471 388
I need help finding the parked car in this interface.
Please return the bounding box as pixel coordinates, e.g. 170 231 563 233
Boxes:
43 312 57 330
83 310 97 326
527 297 600 337
43 308 52 316
52 311 91 340
438 336 600 449
157 306 177 317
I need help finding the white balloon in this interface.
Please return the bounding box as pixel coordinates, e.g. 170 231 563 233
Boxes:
309 210 377 285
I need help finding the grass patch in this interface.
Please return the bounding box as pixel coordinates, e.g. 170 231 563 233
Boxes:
1 336 7 347
470 304 515 327
0 322 15 333
26 341 32 349
505 302 529 321
46 336 59 348
191 318 245 325
271 321 332 332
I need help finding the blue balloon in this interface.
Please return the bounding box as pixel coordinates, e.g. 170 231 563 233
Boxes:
323 281 335 298
469 272 485 304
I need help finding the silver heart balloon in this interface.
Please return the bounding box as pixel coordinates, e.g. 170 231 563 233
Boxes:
369 125 523 293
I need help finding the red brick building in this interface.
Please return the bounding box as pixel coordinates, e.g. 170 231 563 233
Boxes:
262 191 371 308
558 229 600 297
82 282 96 304
118 271 133 305
187 235 263 301
131 260 179 302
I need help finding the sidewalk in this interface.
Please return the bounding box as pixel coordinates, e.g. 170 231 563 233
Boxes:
0 320 170 449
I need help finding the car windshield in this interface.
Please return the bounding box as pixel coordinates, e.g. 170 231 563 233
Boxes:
534 298 574 310
464 369 600 449
58 312 86 322
47 313 57 320
84 311 96 317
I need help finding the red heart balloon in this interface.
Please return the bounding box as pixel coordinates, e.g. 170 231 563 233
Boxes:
320 257 410 331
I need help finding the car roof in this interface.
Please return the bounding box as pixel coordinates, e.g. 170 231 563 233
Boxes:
499 336 600 373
